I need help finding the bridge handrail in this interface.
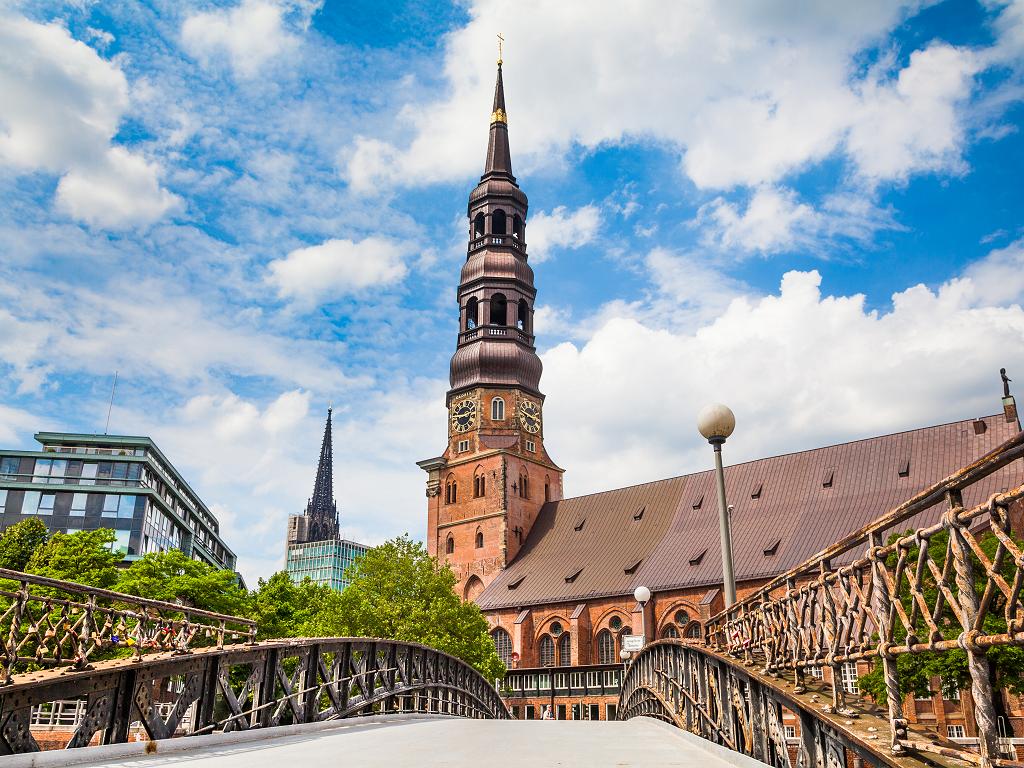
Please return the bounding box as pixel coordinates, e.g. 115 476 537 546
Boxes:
0 566 256 683
702 428 1024 768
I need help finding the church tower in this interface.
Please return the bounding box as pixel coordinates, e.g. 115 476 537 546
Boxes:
419 60 564 602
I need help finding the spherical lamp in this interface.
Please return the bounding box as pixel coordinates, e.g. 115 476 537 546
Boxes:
633 585 651 604
620 649 631 661
697 403 736 443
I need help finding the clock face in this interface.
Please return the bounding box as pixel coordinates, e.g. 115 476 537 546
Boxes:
450 399 477 433
519 400 542 434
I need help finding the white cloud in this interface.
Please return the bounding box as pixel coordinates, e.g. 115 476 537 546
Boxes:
540 245 1024 497
848 44 980 183
526 204 600 263
267 236 410 303
0 405 38 446
342 2 1018 195
181 0 320 78
0 14 179 228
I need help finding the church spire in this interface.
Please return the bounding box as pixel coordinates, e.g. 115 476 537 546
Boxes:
304 407 340 542
482 62 514 180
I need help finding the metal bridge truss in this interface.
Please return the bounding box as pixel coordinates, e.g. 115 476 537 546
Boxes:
619 430 1024 768
0 636 509 754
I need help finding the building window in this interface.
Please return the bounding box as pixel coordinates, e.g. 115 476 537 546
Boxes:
603 670 619 688
21 491 40 515
525 440 535 452
570 672 583 688
525 704 536 720
809 665 824 679
0 457 20 480
538 634 555 667
70 493 88 516
554 673 568 689
491 628 513 667
490 294 508 326
586 670 601 688
445 536 454 555
557 632 571 666
785 725 797 739
662 624 679 639
841 662 859 694
0 490 6 513
474 472 486 497
597 629 615 665
518 471 529 498
606 704 617 721
37 494 55 515
589 704 600 721
102 494 119 518
457 439 470 453
947 725 966 739
491 397 505 420
445 479 458 504
475 530 483 548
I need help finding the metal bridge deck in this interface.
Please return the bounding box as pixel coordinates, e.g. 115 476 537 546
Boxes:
8 715 769 768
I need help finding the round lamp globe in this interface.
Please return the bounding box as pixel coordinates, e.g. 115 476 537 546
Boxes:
697 403 736 442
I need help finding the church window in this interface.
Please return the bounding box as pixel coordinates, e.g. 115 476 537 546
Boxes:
557 632 571 666
491 397 505 420
518 471 529 498
517 299 529 331
445 535 454 555
445 479 458 504
474 471 486 497
609 616 622 631
490 294 507 325
538 634 555 667
458 440 470 453
513 213 524 239
492 628 513 667
475 530 483 548
674 609 690 626
526 440 535 453
465 297 478 330
685 622 702 639
596 630 614 665
492 209 507 235
473 212 485 238
662 624 679 639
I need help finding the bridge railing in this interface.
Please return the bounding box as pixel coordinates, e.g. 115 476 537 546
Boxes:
703 429 1024 768
0 567 257 684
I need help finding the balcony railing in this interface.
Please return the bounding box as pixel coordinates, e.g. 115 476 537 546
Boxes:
0 472 147 488
458 325 534 344
468 235 526 254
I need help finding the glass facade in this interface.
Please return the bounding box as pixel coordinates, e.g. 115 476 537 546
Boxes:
286 539 369 592
0 432 238 574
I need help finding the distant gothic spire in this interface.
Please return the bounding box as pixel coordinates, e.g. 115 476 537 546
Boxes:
305 408 340 542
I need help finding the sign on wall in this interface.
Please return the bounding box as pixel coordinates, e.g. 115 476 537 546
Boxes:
622 634 645 652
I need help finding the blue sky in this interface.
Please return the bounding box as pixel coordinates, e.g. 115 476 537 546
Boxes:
1 0 1022 583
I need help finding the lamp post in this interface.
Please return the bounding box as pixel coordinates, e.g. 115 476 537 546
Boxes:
697 403 737 607
620 648 631 677
633 585 651 642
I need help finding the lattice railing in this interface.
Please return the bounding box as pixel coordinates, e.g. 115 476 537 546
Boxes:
0 568 256 684
703 430 1024 768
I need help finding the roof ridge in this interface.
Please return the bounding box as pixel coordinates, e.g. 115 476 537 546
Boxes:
553 413 1005 504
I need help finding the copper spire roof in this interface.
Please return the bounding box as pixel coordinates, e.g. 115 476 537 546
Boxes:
303 408 340 542
483 63 513 181
476 413 1024 609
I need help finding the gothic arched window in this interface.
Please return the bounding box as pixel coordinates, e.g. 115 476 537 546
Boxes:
445 535 454 555
490 294 507 325
473 212 485 238
445 478 458 504
475 530 483 548
596 629 614 665
538 634 555 667
557 632 571 666
518 470 529 499
492 209 507 235
491 397 505 421
662 624 679 639
474 470 486 497
466 297 478 330
492 628 513 667
685 622 702 639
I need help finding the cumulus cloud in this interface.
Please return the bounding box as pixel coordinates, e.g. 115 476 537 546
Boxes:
267 236 410 303
0 14 179 228
181 0 321 78
540 244 1024 497
526 204 600 263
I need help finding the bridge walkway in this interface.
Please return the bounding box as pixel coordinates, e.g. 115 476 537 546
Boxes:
5 714 768 768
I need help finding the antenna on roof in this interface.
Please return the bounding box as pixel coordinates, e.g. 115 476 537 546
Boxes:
103 371 118 435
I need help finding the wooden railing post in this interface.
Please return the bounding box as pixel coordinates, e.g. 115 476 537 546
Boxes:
869 529 906 755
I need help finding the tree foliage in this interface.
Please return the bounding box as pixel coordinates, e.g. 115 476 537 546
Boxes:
0 518 49 571
115 550 248 616
25 529 121 588
249 570 346 640
334 535 506 681
859 526 1024 704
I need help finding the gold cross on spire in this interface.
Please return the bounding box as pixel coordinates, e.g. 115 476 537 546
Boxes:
497 32 504 65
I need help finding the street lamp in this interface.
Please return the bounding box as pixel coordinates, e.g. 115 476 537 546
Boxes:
697 403 737 607
633 585 651 642
620 648 631 677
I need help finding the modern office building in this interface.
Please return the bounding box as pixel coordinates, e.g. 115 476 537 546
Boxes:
285 409 369 591
0 432 237 572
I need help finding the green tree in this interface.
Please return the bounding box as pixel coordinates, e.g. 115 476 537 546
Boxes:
26 529 120 588
859 527 1024 704
249 570 346 640
116 550 248 616
0 518 49 571
335 535 506 681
